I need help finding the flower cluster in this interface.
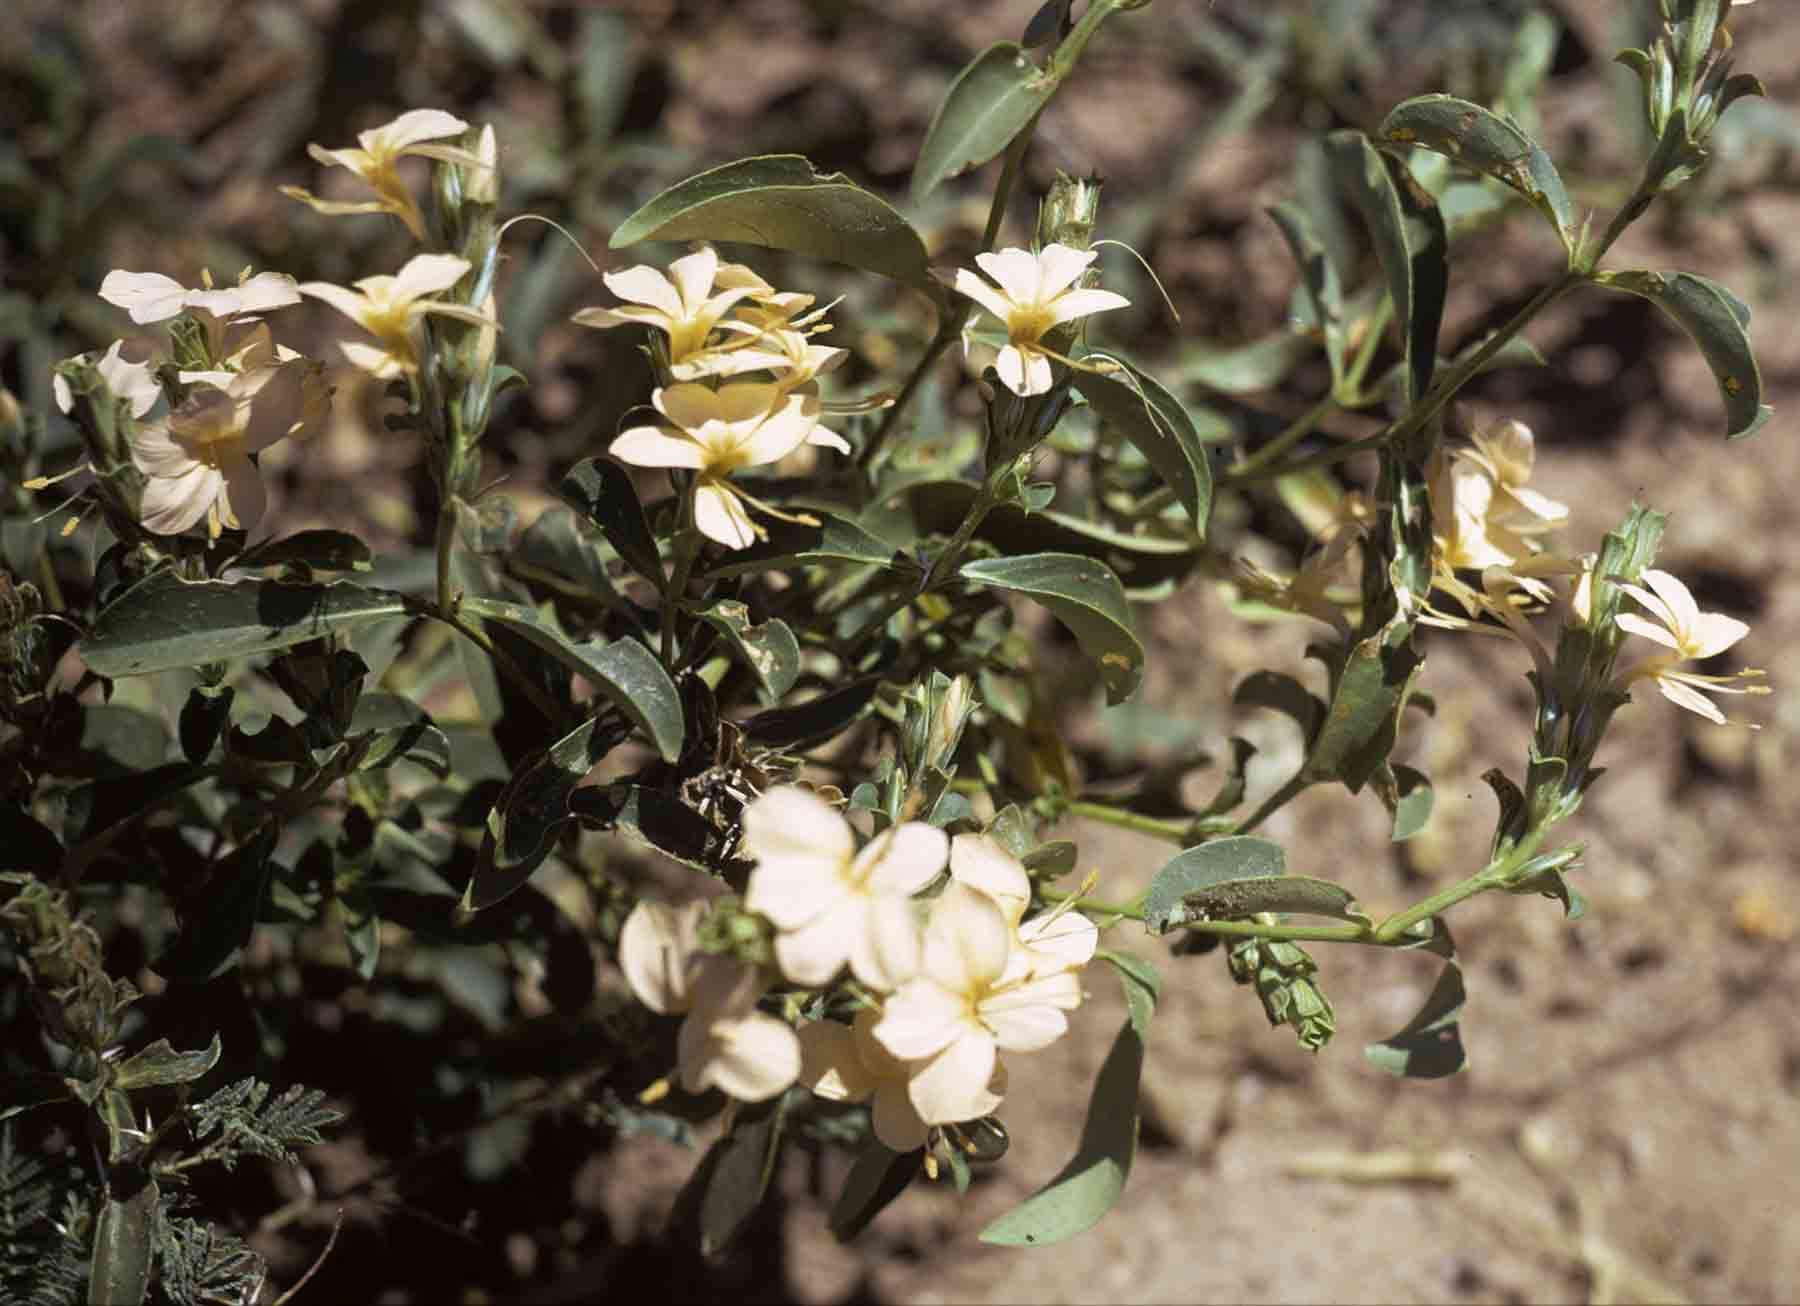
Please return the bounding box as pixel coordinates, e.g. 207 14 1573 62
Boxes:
576 246 856 548
616 787 1097 1151
84 268 330 539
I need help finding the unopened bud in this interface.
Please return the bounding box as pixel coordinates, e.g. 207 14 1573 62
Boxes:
1037 172 1104 253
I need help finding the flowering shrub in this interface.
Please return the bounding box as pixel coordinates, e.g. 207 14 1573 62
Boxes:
0 0 1779 1299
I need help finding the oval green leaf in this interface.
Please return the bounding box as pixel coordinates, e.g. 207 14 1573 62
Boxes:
912 42 1056 204
695 600 798 704
1074 359 1215 534
461 597 683 763
557 457 664 590
82 572 409 678
1171 874 1370 929
1381 94 1573 251
1364 957 1468 1079
90 1176 158 1306
611 154 937 296
700 511 902 579
1142 836 1285 934
1593 269 1771 439
959 553 1143 704
112 1034 222 1092
1267 201 1347 387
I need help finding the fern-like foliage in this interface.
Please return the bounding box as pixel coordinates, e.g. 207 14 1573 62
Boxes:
186 1078 343 1170
0 1127 90 1306
156 1216 265 1306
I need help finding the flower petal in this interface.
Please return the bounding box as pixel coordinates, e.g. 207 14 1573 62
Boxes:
99 270 190 324
693 480 759 549
667 247 721 313
870 1080 931 1152
950 268 1018 324
392 253 472 302
852 821 948 897
848 893 922 992
1656 674 1728 723
216 451 267 534
921 883 1010 993
603 265 683 319
618 899 705 1014
742 785 855 870
1037 243 1098 298
683 1009 801 1102
906 1029 999 1125
974 248 1043 304
1047 286 1130 326
1614 611 1684 653
798 1020 876 1103
1686 611 1750 659
368 108 470 154
609 425 706 470
771 895 858 986
138 463 218 535
1018 908 1098 976
949 833 1029 924
873 978 966 1061
733 394 817 467
981 971 1080 1051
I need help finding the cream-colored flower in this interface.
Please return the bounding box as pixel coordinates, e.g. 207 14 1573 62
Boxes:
1612 568 1766 725
573 246 757 367
610 382 842 549
618 900 801 1103
281 108 483 241
53 340 162 419
298 253 491 378
799 1009 964 1153
949 834 1097 981
99 268 301 327
129 358 329 538
872 883 1084 1126
1457 420 1567 531
950 243 1129 396
742 786 946 991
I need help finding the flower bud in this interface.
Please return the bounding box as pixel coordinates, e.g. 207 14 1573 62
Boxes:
1036 172 1103 254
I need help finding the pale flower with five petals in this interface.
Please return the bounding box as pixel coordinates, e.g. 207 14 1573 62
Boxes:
950 243 1129 396
282 108 485 241
618 900 801 1103
573 246 756 367
742 787 947 991
298 253 492 378
1612 568 1766 725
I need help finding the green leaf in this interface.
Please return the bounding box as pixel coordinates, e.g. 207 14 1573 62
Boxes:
1233 670 1326 745
1073 360 1214 533
349 693 452 779
154 826 278 982
673 1091 790 1255
569 783 738 874
462 597 683 762
1385 763 1434 841
912 43 1057 204
979 962 1152 1246
232 529 373 573
557 457 664 590
1304 628 1422 791
512 506 631 611
1176 330 1315 394
1325 132 1447 405
465 713 629 911
1098 949 1161 1035
959 553 1143 704
692 601 798 703
830 1142 920 1243
112 1034 222 1092
1364 947 1468 1079
1267 200 1347 388
1167 875 1371 930
1381 94 1574 252
1142 836 1285 933
79 705 169 773
179 686 234 765
82 572 408 678
90 1174 158 1306
700 512 902 579
741 676 881 748
1592 269 1772 439
612 155 936 296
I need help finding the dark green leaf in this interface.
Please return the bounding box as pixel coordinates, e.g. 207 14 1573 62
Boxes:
90 1173 158 1306
701 512 902 579
569 783 736 873
557 457 664 590
959 553 1142 704
979 972 1151 1246
1142 836 1285 933
463 597 683 762
1385 763 1434 841
1021 839 1078 878
830 1142 920 1243
741 676 880 748
1304 628 1422 791
1364 950 1468 1079
1381 94 1574 250
233 529 373 573
82 572 408 678
465 713 629 911
349 693 452 779
0 807 64 873
112 1034 222 1092
694 600 796 704
1593 269 1771 439
179 686 234 765
1098 949 1161 1035
1074 360 1214 533
1233 671 1326 745
154 826 279 981
1176 331 1314 394
511 506 631 610
912 43 1056 203
1268 201 1347 387
1167 875 1371 930
79 705 168 773
612 155 936 296
673 1091 790 1256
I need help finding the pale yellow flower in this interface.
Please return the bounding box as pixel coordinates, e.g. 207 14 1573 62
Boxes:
872 883 1084 1126
798 1009 955 1153
950 243 1129 396
100 268 302 367
282 108 484 241
1456 420 1567 532
52 340 161 419
618 900 801 1103
298 254 492 378
949 834 1097 981
742 786 947 990
129 358 329 539
572 246 756 367
610 382 845 550
1612 568 1766 725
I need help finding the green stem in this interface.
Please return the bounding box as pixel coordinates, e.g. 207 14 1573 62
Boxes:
1230 771 1311 837
857 105 1039 474
1064 799 1205 844
1371 830 1544 943
435 492 459 615
1224 392 1339 484
420 600 567 729
661 495 700 667
1182 918 1373 944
